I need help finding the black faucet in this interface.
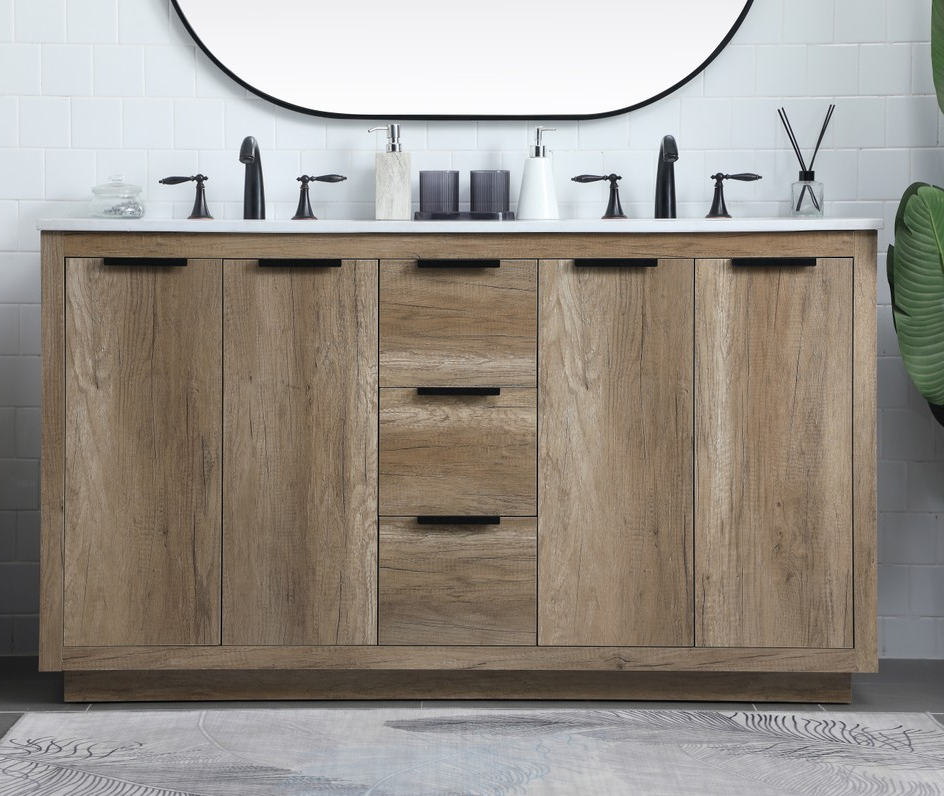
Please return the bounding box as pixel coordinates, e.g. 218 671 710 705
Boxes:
655 135 678 219
239 135 265 219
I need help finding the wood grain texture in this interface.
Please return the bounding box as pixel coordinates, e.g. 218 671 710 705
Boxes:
379 388 536 515
695 258 854 649
58 231 859 261
63 258 222 647
223 259 378 646
539 259 694 647
379 518 536 645
64 670 850 703
39 232 65 670
61 643 857 673
380 259 537 387
853 231 878 672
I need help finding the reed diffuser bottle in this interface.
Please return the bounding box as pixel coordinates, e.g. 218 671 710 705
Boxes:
779 105 834 218
792 170 823 217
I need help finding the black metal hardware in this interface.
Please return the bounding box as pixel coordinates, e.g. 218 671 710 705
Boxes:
417 259 501 268
731 257 817 268
571 173 626 219
706 172 763 219
257 259 343 268
293 174 347 220
159 174 212 219
102 257 188 267
655 135 679 219
239 135 265 220
573 258 658 268
416 387 501 396
417 516 501 525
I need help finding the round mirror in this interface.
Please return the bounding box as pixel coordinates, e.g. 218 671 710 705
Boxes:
173 0 754 119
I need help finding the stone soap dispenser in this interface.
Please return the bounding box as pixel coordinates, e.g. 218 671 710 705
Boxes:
368 124 411 220
517 126 559 220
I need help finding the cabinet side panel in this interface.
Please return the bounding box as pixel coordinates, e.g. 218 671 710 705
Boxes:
64 258 223 646
853 232 878 671
40 233 65 669
695 258 854 649
539 259 695 647
223 259 378 646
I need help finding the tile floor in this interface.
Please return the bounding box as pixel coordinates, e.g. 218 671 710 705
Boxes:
2 657 943 738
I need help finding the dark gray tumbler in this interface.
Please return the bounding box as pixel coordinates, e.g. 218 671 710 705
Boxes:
470 170 510 213
419 170 459 214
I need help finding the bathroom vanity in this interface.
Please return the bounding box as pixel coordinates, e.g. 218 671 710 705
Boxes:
38 218 878 702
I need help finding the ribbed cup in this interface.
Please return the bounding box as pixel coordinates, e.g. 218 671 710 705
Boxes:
419 170 459 213
470 170 510 213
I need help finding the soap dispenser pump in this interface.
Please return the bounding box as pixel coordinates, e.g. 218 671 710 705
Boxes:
517 126 559 220
368 124 411 220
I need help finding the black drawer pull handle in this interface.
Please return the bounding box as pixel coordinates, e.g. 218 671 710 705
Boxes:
102 257 188 267
257 258 343 268
731 257 817 268
417 516 501 525
573 258 658 268
416 387 501 396
417 259 501 268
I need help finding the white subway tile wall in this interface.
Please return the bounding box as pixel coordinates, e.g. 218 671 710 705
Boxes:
0 0 941 656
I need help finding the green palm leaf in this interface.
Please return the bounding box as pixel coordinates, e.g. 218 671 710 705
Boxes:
888 182 944 406
933 0 944 114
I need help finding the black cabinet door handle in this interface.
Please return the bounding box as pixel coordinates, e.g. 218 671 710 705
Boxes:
417 259 501 268
731 257 817 268
573 258 658 268
102 257 188 267
257 258 343 268
417 516 501 525
416 387 501 396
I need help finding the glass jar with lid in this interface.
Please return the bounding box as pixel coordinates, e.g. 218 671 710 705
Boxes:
88 175 145 218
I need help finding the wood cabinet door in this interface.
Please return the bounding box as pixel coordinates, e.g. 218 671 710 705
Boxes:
539 259 694 647
223 259 378 645
64 258 222 647
695 258 853 649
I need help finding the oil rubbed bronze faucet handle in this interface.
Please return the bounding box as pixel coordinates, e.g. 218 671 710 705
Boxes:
706 172 763 219
159 174 212 219
571 174 626 219
293 174 348 220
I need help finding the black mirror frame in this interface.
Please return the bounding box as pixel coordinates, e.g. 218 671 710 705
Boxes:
171 0 755 121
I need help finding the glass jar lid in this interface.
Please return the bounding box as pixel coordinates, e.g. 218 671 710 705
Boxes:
91 175 143 197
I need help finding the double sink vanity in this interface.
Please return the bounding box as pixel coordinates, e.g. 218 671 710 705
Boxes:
39 217 879 702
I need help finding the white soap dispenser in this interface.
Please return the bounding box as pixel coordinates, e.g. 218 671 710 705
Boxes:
517 126 559 220
368 123 411 220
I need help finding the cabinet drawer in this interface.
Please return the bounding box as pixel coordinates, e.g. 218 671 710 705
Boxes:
379 387 536 515
380 259 537 387
379 517 536 645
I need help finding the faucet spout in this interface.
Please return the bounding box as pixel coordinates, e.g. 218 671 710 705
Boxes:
655 134 678 219
239 135 265 219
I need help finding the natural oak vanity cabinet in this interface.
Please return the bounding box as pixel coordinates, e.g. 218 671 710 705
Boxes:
40 224 877 704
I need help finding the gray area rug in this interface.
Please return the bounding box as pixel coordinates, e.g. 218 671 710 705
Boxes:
1 708 943 795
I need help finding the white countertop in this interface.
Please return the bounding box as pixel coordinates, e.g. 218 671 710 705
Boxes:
38 217 884 234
